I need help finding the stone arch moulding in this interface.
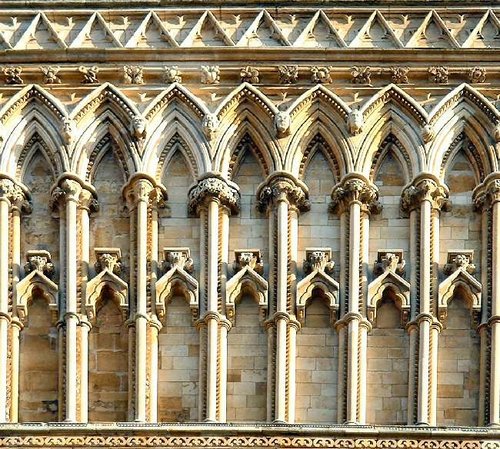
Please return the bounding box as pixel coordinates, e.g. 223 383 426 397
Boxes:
155 248 199 322
85 248 128 323
438 251 482 327
367 251 410 325
15 250 58 324
226 250 268 324
296 248 339 326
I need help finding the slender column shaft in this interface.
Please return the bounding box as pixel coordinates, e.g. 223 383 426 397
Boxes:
490 199 500 424
0 198 9 421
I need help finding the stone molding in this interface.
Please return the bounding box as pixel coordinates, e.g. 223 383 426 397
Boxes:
400 174 450 213
330 174 380 215
257 172 310 213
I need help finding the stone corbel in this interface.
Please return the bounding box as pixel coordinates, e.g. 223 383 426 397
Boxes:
85 248 128 322
226 250 268 324
296 248 339 326
15 250 58 324
367 250 410 325
155 247 199 322
438 250 481 326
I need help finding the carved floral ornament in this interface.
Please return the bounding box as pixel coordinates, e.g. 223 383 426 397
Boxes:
400 177 450 213
257 173 310 213
233 249 263 275
94 248 122 276
188 175 240 216
124 176 167 209
24 250 55 279
163 247 194 274
0 177 30 211
330 176 381 215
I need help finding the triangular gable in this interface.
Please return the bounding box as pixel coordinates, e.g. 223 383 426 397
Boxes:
15 270 58 323
350 11 402 49
367 269 410 311
15 13 66 50
406 10 458 49
126 11 178 48
294 10 345 48
182 11 234 47
439 268 481 310
85 269 128 321
296 270 339 314
237 10 290 47
464 10 500 49
70 12 122 48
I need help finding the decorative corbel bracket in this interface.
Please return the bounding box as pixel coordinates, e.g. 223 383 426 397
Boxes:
15 250 58 324
368 250 410 325
86 248 128 322
297 248 339 326
156 247 198 322
439 250 481 327
226 250 268 324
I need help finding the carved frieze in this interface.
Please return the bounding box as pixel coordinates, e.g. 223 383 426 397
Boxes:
24 250 55 280
351 66 371 84
310 66 331 84
428 66 449 84
278 65 298 84
163 66 182 84
94 248 122 276
124 65 144 84
188 175 240 216
330 175 380 215
3 66 23 84
468 66 486 84
201 65 220 85
240 66 259 84
303 248 334 275
390 66 409 84
162 248 194 274
40 66 61 84
373 251 406 277
79 65 99 84
257 172 310 213
443 251 476 276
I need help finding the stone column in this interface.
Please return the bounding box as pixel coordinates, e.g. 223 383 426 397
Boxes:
257 172 309 423
188 174 240 422
330 174 380 424
401 174 449 426
123 174 166 422
50 175 96 422
473 174 500 426
0 175 29 422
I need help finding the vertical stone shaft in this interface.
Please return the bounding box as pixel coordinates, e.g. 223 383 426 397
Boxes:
0 176 28 422
257 172 309 423
331 174 380 424
401 175 448 426
188 174 239 422
123 174 165 422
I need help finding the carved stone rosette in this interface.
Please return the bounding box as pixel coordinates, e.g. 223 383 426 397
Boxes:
187 174 240 216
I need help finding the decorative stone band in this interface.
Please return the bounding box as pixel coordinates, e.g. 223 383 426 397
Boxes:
0 174 30 212
49 174 98 213
400 174 450 213
256 171 310 213
330 174 381 216
122 173 167 210
472 172 500 211
188 173 240 216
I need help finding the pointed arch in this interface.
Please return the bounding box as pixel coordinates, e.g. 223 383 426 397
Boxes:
226 266 268 323
297 133 342 182
15 271 59 324
85 269 128 323
357 110 424 176
0 84 66 127
228 132 270 180
286 85 352 176
360 84 428 127
85 132 130 183
144 83 209 123
429 85 498 176
74 116 139 180
369 134 413 184
216 118 279 178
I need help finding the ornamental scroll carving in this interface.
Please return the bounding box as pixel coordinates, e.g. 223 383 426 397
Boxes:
330 176 381 216
257 172 310 213
188 175 240 216
400 176 450 213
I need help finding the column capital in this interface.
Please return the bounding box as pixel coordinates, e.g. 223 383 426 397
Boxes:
256 171 310 213
473 172 500 211
0 174 30 212
188 173 240 216
50 174 97 213
400 174 450 213
122 173 167 210
330 173 380 215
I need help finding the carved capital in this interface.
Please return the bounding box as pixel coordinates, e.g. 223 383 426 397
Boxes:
400 176 450 213
94 248 122 276
50 176 95 213
257 172 310 213
233 249 263 275
0 176 30 211
24 250 55 280
374 250 405 277
162 247 194 274
79 188 99 214
443 250 475 276
188 174 240 216
330 175 380 215
303 248 334 275
123 175 167 210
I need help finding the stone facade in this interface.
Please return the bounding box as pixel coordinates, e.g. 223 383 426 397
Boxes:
1 0 500 447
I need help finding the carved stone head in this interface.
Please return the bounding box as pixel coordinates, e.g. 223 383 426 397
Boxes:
274 111 291 137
